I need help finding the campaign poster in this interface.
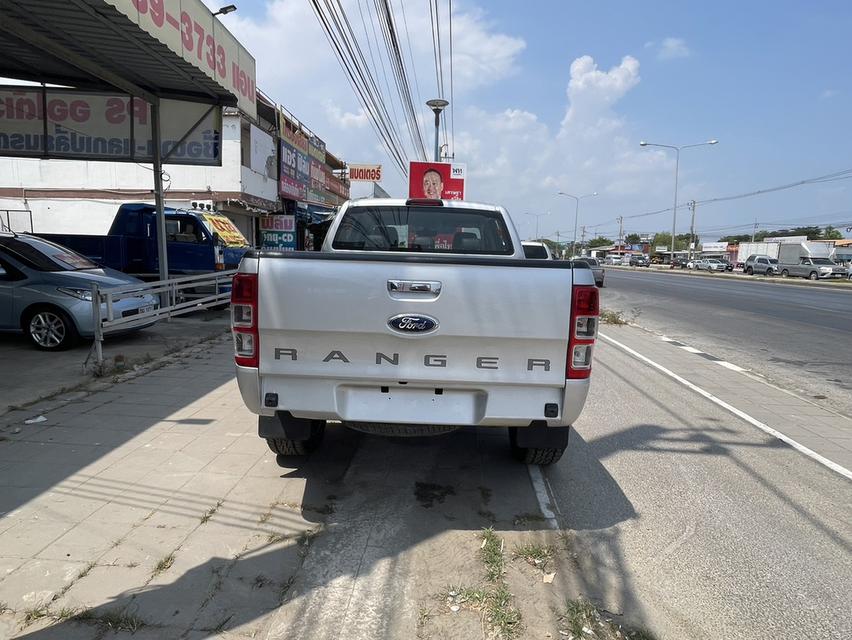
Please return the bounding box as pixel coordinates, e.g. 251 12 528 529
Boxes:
259 215 297 251
408 161 466 200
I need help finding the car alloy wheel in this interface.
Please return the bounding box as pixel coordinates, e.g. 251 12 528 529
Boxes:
29 310 67 348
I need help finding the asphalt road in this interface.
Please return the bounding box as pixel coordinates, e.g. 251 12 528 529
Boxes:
602 269 852 415
552 337 852 639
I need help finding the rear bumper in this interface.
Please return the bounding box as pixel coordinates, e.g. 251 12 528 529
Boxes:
236 366 591 427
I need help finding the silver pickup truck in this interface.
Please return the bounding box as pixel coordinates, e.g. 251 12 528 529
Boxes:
231 198 599 465
779 257 847 280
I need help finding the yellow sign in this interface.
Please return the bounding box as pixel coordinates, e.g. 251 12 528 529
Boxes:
202 213 249 247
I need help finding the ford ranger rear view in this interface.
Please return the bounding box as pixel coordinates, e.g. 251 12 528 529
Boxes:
231 198 599 465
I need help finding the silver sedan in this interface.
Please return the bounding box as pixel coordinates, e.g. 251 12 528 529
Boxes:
0 233 158 350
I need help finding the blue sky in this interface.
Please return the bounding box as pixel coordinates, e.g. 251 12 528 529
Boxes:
218 0 852 241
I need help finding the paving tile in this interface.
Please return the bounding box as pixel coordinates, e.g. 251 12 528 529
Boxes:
203 452 263 477
0 558 86 609
36 518 129 563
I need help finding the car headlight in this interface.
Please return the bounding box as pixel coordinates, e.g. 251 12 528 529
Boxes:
57 287 93 301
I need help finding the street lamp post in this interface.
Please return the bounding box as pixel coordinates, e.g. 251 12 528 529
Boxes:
639 139 718 262
557 191 597 257
524 212 549 240
426 99 449 162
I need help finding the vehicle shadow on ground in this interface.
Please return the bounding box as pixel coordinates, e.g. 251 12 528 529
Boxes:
11 422 606 639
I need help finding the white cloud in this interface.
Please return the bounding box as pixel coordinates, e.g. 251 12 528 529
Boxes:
658 37 690 60
820 89 838 100
324 101 369 129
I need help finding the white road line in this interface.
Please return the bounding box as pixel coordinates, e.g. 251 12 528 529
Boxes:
526 464 559 529
599 332 852 481
716 360 746 372
680 346 703 354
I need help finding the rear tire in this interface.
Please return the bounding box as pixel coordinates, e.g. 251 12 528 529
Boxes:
265 421 325 456
808 271 818 281
746 267 754 275
508 427 567 466
781 270 789 278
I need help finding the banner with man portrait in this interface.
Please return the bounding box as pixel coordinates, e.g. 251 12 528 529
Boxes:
408 161 466 201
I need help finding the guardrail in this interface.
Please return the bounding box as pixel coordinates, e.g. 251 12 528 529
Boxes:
90 269 237 365
1 209 33 233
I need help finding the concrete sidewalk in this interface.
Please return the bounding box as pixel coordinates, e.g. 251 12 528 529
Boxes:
607 264 852 290
600 324 852 472
0 309 231 419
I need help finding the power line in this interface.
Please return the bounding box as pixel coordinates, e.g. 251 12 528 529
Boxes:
448 0 455 158
396 0 428 154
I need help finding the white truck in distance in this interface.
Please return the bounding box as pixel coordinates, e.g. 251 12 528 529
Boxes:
777 242 846 280
231 198 600 465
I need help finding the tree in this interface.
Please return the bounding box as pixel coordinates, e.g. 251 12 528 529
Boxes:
719 234 751 243
624 233 641 244
822 225 843 240
651 232 689 252
588 237 612 248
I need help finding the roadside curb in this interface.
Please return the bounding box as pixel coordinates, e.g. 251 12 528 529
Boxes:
606 264 852 291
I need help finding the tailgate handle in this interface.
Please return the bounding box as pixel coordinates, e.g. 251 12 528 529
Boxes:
388 280 442 294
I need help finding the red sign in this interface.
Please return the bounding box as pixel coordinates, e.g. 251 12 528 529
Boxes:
408 161 466 201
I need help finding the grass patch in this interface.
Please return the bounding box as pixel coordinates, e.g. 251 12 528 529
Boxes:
443 584 521 640
0 601 10 614
54 606 80 621
75 608 147 633
152 552 175 576
77 561 97 580
558 598 658 640
22 604 50 625
479 527 505 582
200 500 224 524
512 542 554 570
600 309 628 325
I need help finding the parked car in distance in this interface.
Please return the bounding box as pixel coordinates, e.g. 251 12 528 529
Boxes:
522 241 553 260
603 255 621 266
574 257 605 287
744 254 779 276
629 255 650 267
0 233 158 350
669 258 688 269
693 259 727 272
779 256 847 280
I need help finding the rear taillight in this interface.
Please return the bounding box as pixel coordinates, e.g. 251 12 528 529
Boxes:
231 273 258 368
567 285 599 379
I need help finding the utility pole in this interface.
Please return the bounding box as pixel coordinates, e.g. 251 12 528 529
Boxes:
617 216 624 251
751 220 758 243
688 200 696 261
580 225 586 249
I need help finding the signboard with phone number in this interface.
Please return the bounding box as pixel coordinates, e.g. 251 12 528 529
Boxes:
107 0 257 117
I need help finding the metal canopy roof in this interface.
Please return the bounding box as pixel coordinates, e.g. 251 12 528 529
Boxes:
0 0 236 107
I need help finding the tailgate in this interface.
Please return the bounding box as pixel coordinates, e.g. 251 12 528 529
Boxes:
257 255 574 388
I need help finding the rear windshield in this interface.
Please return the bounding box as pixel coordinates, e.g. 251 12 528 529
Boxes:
0 236 97 271
811 258 834 264
523 244 549 259
332 206 514 255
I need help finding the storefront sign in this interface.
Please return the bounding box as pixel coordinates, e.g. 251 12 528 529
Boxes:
259 214 296 251
409 161 466 200
249 124 276 179
349 164 382 182
202 212 248 246
0 88 221 165
701 242 728 252
308 135 326 163
105 0 257 117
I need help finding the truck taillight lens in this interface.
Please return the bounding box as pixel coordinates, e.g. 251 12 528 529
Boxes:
231 273 258 368
567 285 599 379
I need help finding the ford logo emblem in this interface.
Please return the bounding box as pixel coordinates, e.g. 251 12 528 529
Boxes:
388 314 439 334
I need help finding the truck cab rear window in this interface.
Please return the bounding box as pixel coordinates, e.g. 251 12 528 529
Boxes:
332 206 514 255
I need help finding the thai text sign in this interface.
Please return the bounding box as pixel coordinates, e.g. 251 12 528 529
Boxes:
104 0 257 117
259 214 297 251
0 88 221 165
349 164 382 182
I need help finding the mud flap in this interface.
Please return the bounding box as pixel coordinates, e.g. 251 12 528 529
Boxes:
258 411 315 441
513 421 570 449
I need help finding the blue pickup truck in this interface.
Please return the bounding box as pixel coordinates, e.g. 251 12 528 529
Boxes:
37 203 250 278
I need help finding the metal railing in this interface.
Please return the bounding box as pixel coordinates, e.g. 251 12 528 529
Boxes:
90 269 237 365
1 209 33 233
